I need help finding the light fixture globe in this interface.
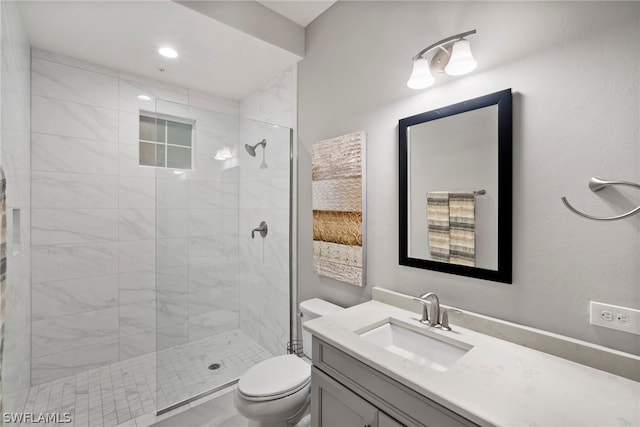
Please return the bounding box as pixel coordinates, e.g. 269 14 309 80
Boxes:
158 47 178 58
444 39 477 76
407 57 435 89
220 146 232 159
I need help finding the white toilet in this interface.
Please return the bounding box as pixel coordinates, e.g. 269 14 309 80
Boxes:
234 298 343 427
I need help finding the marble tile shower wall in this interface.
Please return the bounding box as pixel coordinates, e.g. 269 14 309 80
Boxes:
1 0 32 393
29 48 241 385
238 67 295 356
153 100 241 353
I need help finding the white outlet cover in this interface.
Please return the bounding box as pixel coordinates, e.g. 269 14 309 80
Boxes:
600 310 613 321
590 301 640 335
616 314 629 324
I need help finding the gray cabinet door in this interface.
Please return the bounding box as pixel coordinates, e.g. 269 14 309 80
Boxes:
379 412 404 427
312 367 379 427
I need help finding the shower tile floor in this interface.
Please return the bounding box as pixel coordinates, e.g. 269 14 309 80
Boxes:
4 329 271 427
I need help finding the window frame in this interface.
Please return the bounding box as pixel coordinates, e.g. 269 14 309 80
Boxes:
138 110 195 170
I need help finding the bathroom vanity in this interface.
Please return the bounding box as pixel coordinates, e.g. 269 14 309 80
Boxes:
305 289 639 427
311 338 476 426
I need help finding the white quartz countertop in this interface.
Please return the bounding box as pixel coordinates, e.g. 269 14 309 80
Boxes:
304 300 640 427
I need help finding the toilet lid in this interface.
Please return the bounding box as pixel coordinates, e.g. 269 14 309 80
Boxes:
238 355 311 400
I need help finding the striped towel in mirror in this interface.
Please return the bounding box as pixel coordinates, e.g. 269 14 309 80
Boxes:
449 191 476 266
426 192 450 262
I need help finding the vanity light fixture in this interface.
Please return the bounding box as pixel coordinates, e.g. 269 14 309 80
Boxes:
407 30 477 89
158 46 178 58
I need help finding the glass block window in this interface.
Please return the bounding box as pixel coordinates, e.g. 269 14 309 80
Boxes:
139 114 193 169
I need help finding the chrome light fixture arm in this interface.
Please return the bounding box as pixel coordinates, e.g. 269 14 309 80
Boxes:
412 29 477 61
561 177 640 221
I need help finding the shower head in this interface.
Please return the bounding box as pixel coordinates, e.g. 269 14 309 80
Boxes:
244 139 267 157
244 144 256 157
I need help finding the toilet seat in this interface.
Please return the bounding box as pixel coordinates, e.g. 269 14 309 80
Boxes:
238 355 311 402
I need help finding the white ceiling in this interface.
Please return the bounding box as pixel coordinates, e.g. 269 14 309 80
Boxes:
258 1 336 27
18 1 305 101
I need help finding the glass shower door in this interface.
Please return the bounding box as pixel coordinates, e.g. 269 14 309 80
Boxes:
153 98 292 411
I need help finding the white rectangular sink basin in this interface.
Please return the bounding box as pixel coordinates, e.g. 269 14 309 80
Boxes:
359 319 472 372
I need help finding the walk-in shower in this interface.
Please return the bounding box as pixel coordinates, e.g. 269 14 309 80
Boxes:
1 46 294 424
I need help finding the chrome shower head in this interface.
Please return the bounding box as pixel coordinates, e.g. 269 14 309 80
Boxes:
244 144 256 157
244 139 267 157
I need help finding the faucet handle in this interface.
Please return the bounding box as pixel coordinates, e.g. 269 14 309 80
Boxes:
411 298 430 324
440 309 462 331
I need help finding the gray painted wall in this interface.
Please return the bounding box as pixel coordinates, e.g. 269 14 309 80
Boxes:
177 1 305 57
298 1 639 354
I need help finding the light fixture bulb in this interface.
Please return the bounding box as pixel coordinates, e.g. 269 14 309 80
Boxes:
158 47 178 58
137 94 152 101
214 149 226 160
407 57 435 89
444 39 477 76
221 147 232 159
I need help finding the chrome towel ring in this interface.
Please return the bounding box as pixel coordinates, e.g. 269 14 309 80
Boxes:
561 177 640 221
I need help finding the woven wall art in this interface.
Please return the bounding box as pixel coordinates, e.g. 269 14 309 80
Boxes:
312 131 366 286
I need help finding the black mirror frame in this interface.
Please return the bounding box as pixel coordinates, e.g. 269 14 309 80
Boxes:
399 89 512 284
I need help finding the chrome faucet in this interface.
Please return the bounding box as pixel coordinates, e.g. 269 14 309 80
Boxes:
412 292 440 327
411 297 430 324
412 292 462 330
421 292 440 327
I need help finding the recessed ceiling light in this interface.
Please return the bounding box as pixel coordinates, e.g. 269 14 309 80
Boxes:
158 47 178 58
137 95 152 101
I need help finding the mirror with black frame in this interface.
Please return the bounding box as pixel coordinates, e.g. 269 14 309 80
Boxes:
398 89 512 283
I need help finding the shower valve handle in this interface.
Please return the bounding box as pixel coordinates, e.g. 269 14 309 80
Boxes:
251 221 268 239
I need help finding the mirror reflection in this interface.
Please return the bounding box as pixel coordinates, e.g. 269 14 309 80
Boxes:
407 105 498 269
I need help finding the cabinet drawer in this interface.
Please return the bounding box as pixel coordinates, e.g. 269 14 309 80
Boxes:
313 337 478 427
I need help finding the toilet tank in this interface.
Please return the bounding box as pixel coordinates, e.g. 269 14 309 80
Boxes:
299 298 343 359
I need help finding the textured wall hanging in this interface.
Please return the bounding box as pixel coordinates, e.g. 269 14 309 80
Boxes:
312 131 366 286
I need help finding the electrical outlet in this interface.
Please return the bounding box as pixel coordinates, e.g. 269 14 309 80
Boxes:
600 310 613 321
590 301 640 335
616 313 629 324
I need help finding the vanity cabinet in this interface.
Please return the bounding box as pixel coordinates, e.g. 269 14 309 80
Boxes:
312 367 402 427
311 338 479 427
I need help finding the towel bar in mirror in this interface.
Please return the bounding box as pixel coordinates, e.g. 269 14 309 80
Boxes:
399 89 513 284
